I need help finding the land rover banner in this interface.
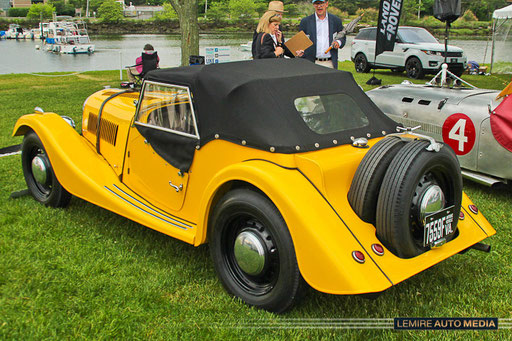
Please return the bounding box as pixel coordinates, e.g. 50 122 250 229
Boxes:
375 0 404 57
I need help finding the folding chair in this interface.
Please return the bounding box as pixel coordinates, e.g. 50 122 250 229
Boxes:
125 52 159 88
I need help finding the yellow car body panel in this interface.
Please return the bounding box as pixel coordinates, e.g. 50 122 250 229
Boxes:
14 112 495 295
13 113 196 244
82 89 139 177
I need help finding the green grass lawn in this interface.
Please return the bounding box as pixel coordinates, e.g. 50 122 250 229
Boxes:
1 65 511 339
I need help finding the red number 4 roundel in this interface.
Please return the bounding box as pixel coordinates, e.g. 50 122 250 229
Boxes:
442 113 476 155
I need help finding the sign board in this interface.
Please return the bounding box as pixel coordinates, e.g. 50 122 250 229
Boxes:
205 47 231 65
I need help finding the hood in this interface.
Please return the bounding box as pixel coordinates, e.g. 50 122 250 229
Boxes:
403 42 464 53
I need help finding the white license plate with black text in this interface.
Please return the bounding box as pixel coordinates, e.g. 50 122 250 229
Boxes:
423 206 455 247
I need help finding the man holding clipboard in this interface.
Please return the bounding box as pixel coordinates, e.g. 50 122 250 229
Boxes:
299 0 345 69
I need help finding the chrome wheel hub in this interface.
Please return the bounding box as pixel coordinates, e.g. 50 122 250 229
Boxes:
234 230 267 276
31 155 49 185
419 184 445 223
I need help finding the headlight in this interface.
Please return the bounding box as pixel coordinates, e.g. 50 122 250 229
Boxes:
421 50 443 56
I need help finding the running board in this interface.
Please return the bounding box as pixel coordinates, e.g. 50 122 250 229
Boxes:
461 169 505 187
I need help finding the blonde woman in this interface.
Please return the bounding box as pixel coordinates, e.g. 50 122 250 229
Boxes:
253 12 304 59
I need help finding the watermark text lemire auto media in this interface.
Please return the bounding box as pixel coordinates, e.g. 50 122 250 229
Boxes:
394 318 498 330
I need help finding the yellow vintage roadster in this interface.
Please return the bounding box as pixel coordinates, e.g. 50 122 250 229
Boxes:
13 59 495 313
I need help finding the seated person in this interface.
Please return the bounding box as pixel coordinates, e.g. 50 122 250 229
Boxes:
127 44 160 85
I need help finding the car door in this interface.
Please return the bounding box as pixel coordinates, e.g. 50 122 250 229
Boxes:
374 33 407 68
123 81 199 212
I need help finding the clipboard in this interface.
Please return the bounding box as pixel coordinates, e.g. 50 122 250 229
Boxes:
284 31 313 56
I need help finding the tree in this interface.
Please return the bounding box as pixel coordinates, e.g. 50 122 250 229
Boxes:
462 0 507 21
168 0 199 66
27 3 56 19
206 0 229 21
97 0 124 23
228 0 256 20
154 2 178 19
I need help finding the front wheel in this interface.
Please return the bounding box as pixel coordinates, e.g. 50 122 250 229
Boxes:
209 188 302 313
21 132 71 207
354 53 371 73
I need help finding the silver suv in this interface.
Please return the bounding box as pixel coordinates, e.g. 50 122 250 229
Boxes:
351 26 467 79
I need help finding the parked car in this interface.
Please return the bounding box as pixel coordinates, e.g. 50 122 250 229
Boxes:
367 80 512 186
351 26 467 79
13 59 494 313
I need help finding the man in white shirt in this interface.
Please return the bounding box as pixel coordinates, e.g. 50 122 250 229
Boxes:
299 0 345 69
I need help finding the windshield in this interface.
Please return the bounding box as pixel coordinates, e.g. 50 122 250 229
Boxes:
398 27 438 44
294 93 369 134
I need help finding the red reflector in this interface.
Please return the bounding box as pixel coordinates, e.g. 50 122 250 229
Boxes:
371 244 384 256
459 211 465 220
469 205 478 214
352 251 365 263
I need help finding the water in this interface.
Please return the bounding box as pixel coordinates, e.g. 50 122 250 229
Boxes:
0 33 494 75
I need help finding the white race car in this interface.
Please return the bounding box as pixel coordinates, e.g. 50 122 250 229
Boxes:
367 80 512 186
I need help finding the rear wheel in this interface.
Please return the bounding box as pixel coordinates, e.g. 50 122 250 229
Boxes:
405 57 425 79
354 53 371 73
21 132 71 207
209 189 302 313
376 140 462 258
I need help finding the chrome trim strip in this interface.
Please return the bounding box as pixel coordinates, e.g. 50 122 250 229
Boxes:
104 186 188 230
134 121 198 139
112 184 193 229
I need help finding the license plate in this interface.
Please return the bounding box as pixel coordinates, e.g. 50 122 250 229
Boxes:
423 206 455 247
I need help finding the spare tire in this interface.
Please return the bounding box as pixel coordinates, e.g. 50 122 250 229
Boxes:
348 137 405 224
376 140 462 258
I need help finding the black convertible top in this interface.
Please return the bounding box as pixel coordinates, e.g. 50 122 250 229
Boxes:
144 59 398 154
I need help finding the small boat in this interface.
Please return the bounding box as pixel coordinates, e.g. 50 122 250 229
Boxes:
240 41 252 52
43 20 95 54
5 24 25 39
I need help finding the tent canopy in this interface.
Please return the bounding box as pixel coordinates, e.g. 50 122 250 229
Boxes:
491 4 512 73
493 4 512 19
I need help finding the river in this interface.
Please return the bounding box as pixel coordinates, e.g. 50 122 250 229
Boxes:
0 33 494 75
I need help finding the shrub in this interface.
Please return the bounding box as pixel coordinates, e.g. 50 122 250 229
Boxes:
294 1 313 17
328 7 348 20
153 3 178 20
27 4 55 19
461 9 478 22
97 0 124 23
229 0 256 20
8 8 30 17
206 1 228 22
356 7 378 23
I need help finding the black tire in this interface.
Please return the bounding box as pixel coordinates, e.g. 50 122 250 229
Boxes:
354 53 371 73
348 137 406 224
376 140 462 258
21 132 71 207
452 69 464 77
209 188 301 313
405 57 425 79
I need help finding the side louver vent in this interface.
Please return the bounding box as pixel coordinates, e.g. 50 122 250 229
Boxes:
87 113 118 146
88 113 98 134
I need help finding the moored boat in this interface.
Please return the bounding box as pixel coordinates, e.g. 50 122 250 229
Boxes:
43 20 95 54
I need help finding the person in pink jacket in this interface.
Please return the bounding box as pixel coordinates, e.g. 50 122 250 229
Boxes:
127 44 160 85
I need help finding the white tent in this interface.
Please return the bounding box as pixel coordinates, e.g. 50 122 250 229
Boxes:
493 4 512 19
491 4 512 73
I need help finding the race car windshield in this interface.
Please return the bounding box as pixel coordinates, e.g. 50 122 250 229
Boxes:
399 28 439 44
294 93 369 134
